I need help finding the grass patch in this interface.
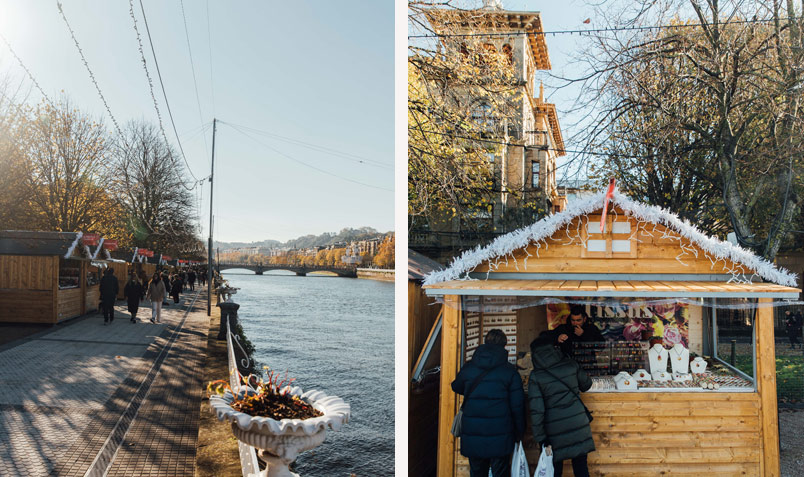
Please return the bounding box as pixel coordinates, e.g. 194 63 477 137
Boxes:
196 302 242 477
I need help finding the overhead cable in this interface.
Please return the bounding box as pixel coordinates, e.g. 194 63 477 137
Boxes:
221 121 392 169
136 0 199 182
179 0 211 160
225 123 392 192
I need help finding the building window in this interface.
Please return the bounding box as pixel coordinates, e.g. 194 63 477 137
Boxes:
486 151 495 164
532 161 540 188
471 102 493 131
502 44 513 65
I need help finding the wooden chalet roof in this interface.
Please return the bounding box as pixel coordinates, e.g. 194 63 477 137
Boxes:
409 249 445 281
0 230 81 257
424 191 799 298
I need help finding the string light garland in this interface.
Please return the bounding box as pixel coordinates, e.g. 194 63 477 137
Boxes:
56 1 124 137
0 32 53 106
408 18 777 39
423 188 797 287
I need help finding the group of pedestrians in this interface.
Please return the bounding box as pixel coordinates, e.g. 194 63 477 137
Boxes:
453 308 597 477
98 267 206 325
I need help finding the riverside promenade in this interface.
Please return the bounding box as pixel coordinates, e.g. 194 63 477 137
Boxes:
0 287 209 476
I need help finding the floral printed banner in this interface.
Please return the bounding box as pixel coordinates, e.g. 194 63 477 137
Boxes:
547 299 689 347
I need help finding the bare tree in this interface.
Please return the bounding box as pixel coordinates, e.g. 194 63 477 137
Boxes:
111 121 198 256
566 0 804 259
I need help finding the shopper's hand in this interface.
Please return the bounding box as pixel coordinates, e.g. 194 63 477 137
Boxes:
574 325 584 336
557 334 569 343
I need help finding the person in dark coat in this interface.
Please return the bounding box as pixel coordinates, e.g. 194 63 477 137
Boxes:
124 275 144 323
553 305 605 357
99 268 119 325
529 333 595 477
187 270 196 291
162 273 171 306
785 311 801 349
170 275 183 304
451 329 526 477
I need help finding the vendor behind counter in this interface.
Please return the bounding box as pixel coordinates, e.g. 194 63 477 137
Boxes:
551 305 604 357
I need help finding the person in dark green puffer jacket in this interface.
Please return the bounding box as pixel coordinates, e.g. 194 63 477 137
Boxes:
528 332 594 477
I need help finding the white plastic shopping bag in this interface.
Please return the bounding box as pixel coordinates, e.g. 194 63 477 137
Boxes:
511 441 529 477
533 444 554 477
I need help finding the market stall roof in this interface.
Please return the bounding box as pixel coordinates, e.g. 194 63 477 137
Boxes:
408 249 445 281
424 279 801 299
0 230 81 256
424 189 799 288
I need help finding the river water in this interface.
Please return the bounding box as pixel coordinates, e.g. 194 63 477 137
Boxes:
220 270 394 476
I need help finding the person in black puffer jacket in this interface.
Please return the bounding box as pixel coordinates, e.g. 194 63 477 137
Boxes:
452 329 526 477
529 332 595 477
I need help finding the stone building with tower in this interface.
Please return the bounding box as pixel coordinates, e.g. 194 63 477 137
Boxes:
410 1 567 263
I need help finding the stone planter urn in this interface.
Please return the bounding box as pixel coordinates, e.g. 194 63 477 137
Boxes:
210 386 350 477
217 285 239 303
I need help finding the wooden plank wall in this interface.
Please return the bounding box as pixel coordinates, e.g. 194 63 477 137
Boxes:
85 286 99 313
472 210 750 276
0 255 57 290
409 281 443 477
0 290 55 323
454 393 762 477
57 287 82 321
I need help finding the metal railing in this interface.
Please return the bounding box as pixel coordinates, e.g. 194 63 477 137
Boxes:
226 318 262 477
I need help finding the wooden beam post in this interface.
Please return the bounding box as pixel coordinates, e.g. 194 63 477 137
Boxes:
437 295 461 477
756 298 779 477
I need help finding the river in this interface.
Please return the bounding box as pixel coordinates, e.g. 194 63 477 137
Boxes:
220 270 394 476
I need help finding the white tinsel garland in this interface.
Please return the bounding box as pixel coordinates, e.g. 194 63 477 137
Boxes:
63 232 83 259
423 189 798 287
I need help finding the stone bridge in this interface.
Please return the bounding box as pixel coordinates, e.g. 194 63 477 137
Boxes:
216 262 357 278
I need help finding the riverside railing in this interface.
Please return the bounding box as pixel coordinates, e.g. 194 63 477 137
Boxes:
226 318 261 477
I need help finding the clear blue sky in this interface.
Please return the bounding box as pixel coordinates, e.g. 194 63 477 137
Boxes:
0 0 393 242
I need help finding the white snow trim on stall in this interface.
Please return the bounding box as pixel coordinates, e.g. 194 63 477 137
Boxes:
423 189 798 287
64 232 83 259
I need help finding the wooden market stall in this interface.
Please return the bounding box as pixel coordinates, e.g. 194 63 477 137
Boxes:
0 231 100 323
421 192 799 476
409 249 446 477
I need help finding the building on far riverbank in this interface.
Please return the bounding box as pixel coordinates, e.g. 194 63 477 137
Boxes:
356 268 394 282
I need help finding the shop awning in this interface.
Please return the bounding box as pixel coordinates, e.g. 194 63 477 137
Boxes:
424 279 802 299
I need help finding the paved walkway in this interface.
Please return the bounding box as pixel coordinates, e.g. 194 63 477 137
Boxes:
0 287 209 476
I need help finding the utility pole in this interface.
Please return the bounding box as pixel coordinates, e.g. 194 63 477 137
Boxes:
207 118 216 316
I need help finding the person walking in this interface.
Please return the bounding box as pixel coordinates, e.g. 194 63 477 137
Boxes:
124 274 144 323
170 274 183 304
451 329 526 477
146 272 167 324
528 332 595 477
99 268 119 325
187 269 196 291
161 272 171 306
786 311 801 349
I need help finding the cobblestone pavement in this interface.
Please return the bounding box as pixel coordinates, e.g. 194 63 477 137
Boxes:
0 288 208 476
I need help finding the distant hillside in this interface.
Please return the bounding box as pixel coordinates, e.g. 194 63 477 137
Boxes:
215 227 390 251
